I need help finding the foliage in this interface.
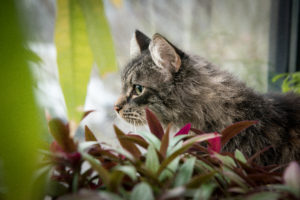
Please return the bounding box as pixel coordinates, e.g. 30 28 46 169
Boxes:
39 109 300 200
55 0 117 122
0 1 43 200
272 72 300 94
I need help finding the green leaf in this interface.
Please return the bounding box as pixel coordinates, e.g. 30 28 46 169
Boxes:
234 149 247 164
145 144 160 174
0 3 44 199
213 153 236 168
114 125 142 159
55 0 94 122
174 157 196 187
272 73 288 83
130 182 154 200
114 165 137 181
77 0 117 75
193 183 217 200
245 192 279 200
138 131 161 150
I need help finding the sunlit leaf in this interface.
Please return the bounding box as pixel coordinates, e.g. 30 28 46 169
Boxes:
145 108 164 140
221 121 258 146
174 157 196 187
114 125 141 159
78 0 117 75
130 182 154 200
55 0 94 122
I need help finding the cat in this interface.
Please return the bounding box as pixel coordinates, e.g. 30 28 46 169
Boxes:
114 30 300 165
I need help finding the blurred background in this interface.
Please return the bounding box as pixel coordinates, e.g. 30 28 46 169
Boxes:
0 0 299 199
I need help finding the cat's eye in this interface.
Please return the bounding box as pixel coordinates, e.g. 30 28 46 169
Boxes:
134 84 144 95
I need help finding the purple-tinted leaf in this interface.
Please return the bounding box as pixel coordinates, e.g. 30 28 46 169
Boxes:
183 133 221 146
207 132 221 153
221 120 258 146
120 134 149 149
283 161 300 197
145 108 164 140
175 123 191 137
114 125 141 159
160 123 171 158
186 172 216 188
49 118 77 153
84 125 97 142
247 146 272 164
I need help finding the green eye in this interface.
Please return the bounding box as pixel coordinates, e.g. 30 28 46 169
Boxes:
134 84 144 95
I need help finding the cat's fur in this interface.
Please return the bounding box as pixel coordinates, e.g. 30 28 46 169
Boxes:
115 30 300 165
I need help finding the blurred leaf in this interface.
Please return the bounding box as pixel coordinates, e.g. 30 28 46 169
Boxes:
272 73 288 83
78 0 117 75
80 152 110 185
114 165 137 181
0 2 43 200
114 125 141 159
58 190 124 200
46 179 69 197
186 172 216 188
223 169 248 189
213 153 236 168
109 170 124 192
120 134 149 149
175 123 191 136
159 187 185 199
245 192 279 200
174 157 196 187
221 121 258 146
130 182 154 200
55 0 94 122
283 161 300 197
193 183 216 200
160 124 171 158
146 144 160 174
145 108 164 140
49 118 77 153
81 110 95 120
190 127 204 135
84 125 97 142
235 149 247 164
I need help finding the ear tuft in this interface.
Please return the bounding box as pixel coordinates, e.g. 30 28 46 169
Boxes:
149 33 181 72
130 30 150 58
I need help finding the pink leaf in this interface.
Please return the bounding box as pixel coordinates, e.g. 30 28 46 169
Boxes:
175 123 191 137
207 132 221 153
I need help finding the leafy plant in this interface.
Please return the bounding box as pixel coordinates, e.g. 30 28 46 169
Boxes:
272 72 300 94
39 109 300 200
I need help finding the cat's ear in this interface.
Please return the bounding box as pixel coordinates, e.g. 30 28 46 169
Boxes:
130 30 151 58
149 33 181 72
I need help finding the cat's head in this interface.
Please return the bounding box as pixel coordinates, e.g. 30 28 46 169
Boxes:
114 30 186 126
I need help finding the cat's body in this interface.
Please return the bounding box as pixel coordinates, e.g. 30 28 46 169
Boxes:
115 30 300 165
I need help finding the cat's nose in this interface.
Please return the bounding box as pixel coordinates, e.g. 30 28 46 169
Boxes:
114 104 122 113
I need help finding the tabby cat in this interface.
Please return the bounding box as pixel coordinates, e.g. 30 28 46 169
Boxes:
114 30 300 165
